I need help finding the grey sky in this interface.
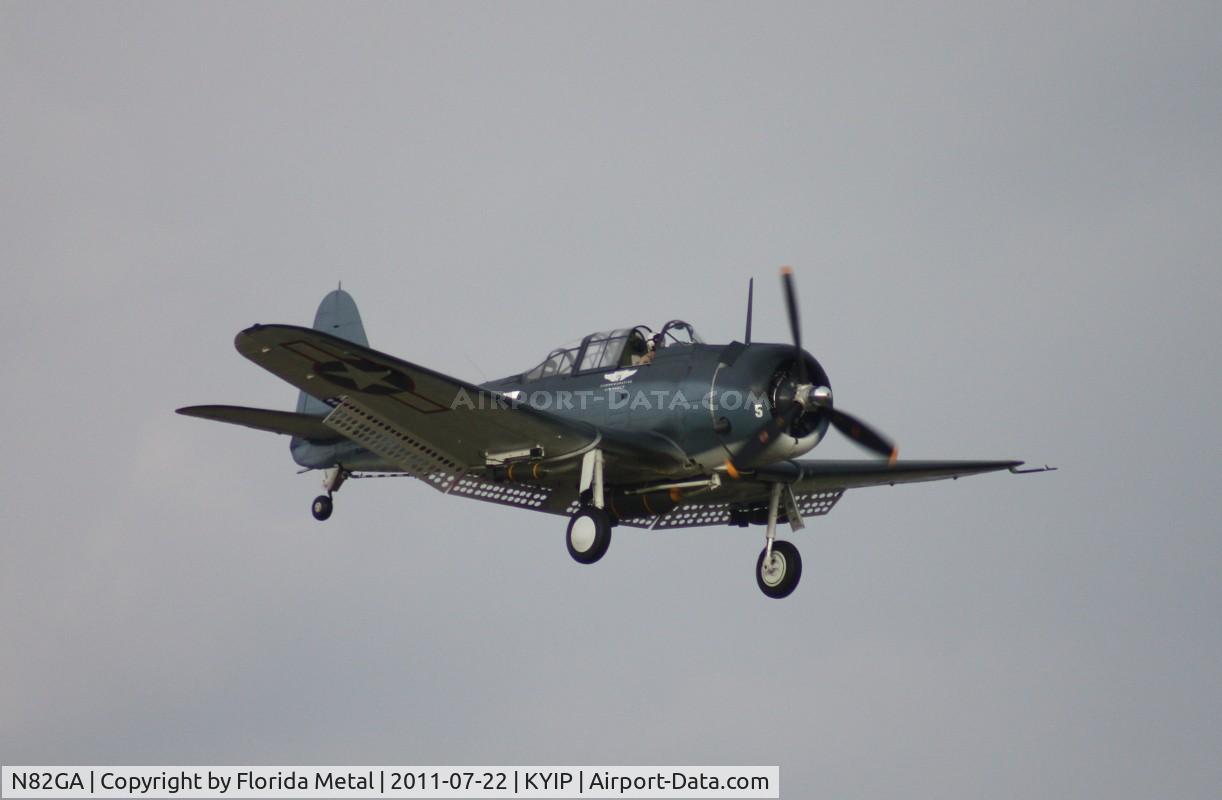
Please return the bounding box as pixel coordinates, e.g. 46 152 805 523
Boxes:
2 2 1220 797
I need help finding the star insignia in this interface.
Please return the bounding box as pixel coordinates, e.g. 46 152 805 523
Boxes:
314 358 413 395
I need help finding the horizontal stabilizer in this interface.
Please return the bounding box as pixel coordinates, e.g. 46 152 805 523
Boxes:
176 404 341 442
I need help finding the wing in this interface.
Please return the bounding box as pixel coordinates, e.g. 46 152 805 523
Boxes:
621 458 1023 530
233 324 688 492
761 458 1024 489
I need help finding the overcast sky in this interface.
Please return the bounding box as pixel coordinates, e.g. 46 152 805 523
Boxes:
2 2 1220 797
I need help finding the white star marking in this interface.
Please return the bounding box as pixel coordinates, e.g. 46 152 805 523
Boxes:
330 361 394 390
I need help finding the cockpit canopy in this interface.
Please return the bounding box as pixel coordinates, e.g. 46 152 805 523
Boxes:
522 321 703 381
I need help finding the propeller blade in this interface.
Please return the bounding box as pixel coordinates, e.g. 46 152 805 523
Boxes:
828 407 898 463
779 266 807 384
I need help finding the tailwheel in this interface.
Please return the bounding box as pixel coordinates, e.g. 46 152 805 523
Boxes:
756 540 802 598
566 507 612 564
311 495 333 521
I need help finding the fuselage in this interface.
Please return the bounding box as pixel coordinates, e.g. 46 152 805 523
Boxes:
481 339 830 474
290 327 832 478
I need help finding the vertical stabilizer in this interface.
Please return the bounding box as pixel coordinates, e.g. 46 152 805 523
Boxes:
296 288 368 416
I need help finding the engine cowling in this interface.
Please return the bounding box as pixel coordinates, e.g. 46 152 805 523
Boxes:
703 344 832 470
754 353 831 462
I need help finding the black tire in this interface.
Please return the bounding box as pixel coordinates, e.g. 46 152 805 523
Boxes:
566 507 612 564
311 495 333 521
756 540 802 598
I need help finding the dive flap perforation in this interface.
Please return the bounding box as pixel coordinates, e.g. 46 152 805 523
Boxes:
324 396 465 480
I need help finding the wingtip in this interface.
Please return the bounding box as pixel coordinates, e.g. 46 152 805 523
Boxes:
1008 462 1058 474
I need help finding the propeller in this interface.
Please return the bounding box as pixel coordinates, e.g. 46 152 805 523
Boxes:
826 406 896 461
724 267 897 478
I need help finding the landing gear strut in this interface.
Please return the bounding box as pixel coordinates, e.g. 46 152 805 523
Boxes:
756 482 804 598
567 449 612 564
311 466 346 522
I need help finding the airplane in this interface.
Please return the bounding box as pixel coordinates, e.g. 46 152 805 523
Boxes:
178 269 1052 598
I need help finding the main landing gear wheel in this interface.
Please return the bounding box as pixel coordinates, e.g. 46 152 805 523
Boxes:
756 540 802 598
311 495 333 522
567 507 612 564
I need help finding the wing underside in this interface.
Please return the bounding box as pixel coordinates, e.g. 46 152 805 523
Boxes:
764 458 1024 490
612 459 1023 530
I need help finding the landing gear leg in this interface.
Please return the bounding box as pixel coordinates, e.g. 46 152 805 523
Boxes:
311 466 347 522
756 482 802 598
567 450 612 563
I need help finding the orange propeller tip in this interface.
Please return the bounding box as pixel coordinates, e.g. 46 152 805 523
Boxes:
724 460 741 480
780 265 793 275
888 448 899 465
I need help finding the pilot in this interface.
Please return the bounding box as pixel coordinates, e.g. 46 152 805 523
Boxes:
626 330 651 366
639 333 665 365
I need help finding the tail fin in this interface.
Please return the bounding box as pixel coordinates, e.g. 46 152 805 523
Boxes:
296 288 368 416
